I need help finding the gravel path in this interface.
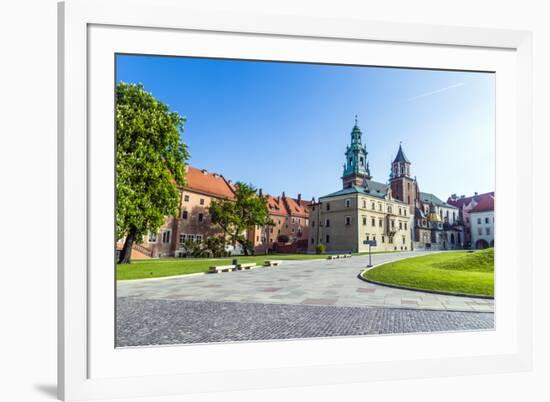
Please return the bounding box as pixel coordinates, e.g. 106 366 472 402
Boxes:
116 297 494 347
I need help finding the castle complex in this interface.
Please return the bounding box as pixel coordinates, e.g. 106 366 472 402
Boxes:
308 119 465 253
118 119 493 259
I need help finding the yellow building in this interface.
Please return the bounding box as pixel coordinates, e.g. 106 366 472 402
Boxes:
308 121 411 253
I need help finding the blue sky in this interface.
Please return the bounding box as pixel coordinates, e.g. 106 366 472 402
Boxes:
116 54 495 201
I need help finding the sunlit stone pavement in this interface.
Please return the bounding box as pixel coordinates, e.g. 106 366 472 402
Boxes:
116 252 494 346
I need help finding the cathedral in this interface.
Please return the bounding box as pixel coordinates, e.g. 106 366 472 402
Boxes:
308 119 464 253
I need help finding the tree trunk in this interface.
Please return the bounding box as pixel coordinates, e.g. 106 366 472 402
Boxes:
118 227 137 264
238 238 249 256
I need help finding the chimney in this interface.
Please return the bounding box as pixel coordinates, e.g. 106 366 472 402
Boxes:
461 195 465 199
311 197 315 203
297 193 301 203
259 188 263 197
474 192 478 196
451 193 457 199
282 191 286 198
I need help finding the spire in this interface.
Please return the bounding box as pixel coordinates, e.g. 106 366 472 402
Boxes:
393 143 410 163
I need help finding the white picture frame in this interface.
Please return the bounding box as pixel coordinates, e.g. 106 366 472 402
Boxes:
58 0 533 400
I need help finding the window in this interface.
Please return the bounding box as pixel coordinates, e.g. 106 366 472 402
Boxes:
379 203 382 211
371 202 375 210
399 221 403 230
389 236 393 244
379 218 383 227
381 236 385 243
362 200 366 208
485 217 490 224
326 234 330 243
179 234 186 243
291 228 295 233
391 220 395 228
371 217 376 226
326 203 331 211
366 235 370 241
291 218 295 224
486 227 491 235
477 217 482 224
162 230 171 244
398 207 402 215
345 216 351 225
404 222 408 230
196 235 203 242
402 236 406 244
404 209 407 217
188 234 195 242
198 213 204 222
478 228 483 235
325 219 330 227
311 238 315 244
199 198 205 205
184 194 189 202
148 232 157 243
372 235 376 242
312 221 315 228
345 199 351 208
181 210 188 219
362 216 367 225
388 206 392 214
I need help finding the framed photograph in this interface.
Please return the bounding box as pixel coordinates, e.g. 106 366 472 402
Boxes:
58 0 533 400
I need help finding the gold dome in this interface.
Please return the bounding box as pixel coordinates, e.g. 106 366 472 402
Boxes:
427 211 442 222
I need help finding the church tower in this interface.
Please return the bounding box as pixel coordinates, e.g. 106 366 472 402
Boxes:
341 117 371 188
389 143 417 213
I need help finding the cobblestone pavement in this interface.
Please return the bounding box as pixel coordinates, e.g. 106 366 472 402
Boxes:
117 252 494 312
116 297 494 347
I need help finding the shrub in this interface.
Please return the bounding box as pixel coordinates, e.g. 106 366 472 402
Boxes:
315 244 326 254
277 234 290 243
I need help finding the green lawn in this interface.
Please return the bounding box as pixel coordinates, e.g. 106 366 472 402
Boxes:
116 250 400 280
362 248 494 297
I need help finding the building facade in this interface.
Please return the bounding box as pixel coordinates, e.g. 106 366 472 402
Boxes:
248 192 310 254
308 121 412 253
117 166 240 258
447 191 495 248
308 120 464 253
469 194 495 249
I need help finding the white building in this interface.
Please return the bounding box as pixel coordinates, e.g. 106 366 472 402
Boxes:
469 194 495 249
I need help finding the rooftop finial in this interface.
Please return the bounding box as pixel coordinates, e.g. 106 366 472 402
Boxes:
355 114 358 125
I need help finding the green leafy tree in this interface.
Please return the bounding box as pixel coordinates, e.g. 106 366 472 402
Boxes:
209 183 273 256
116 82 189 263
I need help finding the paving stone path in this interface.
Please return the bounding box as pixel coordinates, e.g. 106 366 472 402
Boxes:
116 298 494 347
117 251 494 312
116 252 494 346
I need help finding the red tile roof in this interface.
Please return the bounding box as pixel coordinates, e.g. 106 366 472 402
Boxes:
266 194 310 218
447 191 494 209
283 196 309 218
184 166 235 199
470 194 495 213
266 195 288 217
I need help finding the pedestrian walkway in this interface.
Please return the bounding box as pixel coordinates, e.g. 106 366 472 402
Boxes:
117 251 494 312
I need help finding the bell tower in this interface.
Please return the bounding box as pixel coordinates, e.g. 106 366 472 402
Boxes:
341 116 371 188
389 143 416 213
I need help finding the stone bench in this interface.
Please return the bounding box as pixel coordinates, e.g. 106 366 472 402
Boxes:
327 254 352 260
237 263 257 270
208 264 238 273
264 260 282 266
